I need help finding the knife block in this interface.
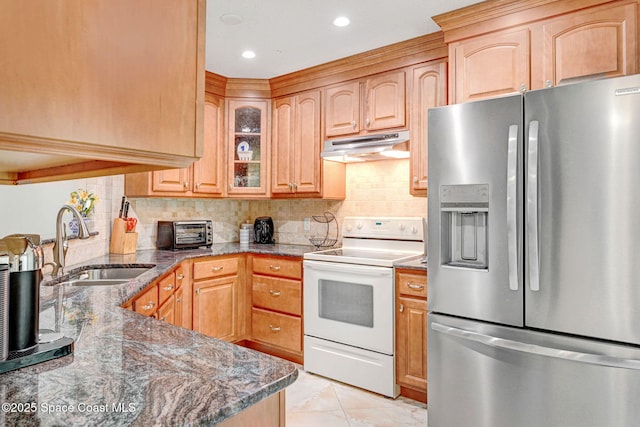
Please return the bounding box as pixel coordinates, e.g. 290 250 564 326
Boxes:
109 218 138 254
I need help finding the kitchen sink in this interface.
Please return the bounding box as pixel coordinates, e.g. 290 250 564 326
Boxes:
60 265 155 286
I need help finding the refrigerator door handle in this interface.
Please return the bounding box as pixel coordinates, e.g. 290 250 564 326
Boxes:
507 124 519 291
527 121 540 291
431 322 640 370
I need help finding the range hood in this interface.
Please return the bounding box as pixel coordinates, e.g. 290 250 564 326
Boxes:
321 130 410 162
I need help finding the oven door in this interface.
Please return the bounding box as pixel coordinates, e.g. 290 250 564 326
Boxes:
303 260 394 354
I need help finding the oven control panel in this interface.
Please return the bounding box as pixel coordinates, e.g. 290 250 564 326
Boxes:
343 217 424 241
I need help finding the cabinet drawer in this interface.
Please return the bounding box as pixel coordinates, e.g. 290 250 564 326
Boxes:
252 275 301 316
251 308 302 353
193 257 239 280
134 284 159 316
158 272 176 305
252 256 301 279
397 271 427 298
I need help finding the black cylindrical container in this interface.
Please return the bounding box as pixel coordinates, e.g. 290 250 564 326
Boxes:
8 269 41 352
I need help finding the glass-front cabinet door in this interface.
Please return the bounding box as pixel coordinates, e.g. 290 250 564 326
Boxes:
227 99 269 196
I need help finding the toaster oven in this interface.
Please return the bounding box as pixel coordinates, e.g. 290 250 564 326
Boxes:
156 220 213 250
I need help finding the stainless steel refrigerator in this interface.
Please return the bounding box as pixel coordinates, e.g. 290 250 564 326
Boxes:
427 74 640 427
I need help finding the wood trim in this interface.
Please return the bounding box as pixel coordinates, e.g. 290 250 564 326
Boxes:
14 161 170 185
0 133 198 169
225 78 272 98
269 33 448 97
433 0 625 41
194 0 206 159
205 72 228 97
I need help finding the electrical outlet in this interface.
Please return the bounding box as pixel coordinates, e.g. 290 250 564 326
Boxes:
304 217 310 231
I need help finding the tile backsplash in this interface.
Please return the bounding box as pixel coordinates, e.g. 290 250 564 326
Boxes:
2 158 427 272
129 159 427 249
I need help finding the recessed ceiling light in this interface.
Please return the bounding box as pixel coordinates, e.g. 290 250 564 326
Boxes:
220 13 243 25
333 16 350 27
242 50 256 59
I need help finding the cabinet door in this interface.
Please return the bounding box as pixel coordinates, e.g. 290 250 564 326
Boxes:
324 81 360 137
152 167 191 193
176 260 193 330
450 27 530 103
193 275 238 342
227 99 269 196
531 2 637 89
193 94 225 196
363 70 406 131
271 97 296 194
293 90 321 194
158 294 176 324
173 287 184 328
410 62 447 196
396 296 428 392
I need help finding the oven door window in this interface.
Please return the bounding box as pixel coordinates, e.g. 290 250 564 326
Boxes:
176 224 206 245
318 280 373 327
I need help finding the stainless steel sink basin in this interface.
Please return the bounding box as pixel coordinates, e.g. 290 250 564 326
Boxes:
61 265 155 286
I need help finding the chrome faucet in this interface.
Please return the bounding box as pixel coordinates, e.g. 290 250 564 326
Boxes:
49 204 90 276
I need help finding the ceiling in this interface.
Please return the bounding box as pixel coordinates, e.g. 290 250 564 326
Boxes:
206 0 484 79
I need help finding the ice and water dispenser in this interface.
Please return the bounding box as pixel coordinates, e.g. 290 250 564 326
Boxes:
439 184 489 270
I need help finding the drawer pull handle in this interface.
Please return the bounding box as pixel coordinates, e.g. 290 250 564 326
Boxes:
161 316 167 322
212 266 224 272
407 282 425 290
163 284 174 291
142 302 155 310
269 265 281 271
177 274 184 281
269 325 281 332
399 303 404 313
269 290 281 297
177 297 182 303
196 288 201 295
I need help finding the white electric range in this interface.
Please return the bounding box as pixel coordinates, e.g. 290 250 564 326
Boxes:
303 217 424 397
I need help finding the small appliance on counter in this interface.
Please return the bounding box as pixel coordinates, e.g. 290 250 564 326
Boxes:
253 217 275 244
156 220 213 250
0 234 73 373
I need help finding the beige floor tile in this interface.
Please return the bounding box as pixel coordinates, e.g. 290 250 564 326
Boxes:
286 367 428 426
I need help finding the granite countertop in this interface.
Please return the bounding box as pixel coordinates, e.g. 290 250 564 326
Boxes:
394 256 428 272
0 243 314 426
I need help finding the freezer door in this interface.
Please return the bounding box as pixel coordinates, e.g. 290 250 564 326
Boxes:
428 95 523 326
428 313 640 427
525 74 640 345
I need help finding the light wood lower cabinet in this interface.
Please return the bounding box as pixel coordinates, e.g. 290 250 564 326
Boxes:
248 255 303 363
395 268 427 403
126 260 191 329
192 255 245 342
125 254 304 363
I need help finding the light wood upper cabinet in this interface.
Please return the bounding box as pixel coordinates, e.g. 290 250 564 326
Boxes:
449 28 530 103
193 94 225 195
364 71 407 131
442 0 638 104
227 99 270 197
531 1 638 88
124 93 225 198
410 61 447 196
272 90 322 196
0 0 205 184
325 82 361 137
324 70 406 137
